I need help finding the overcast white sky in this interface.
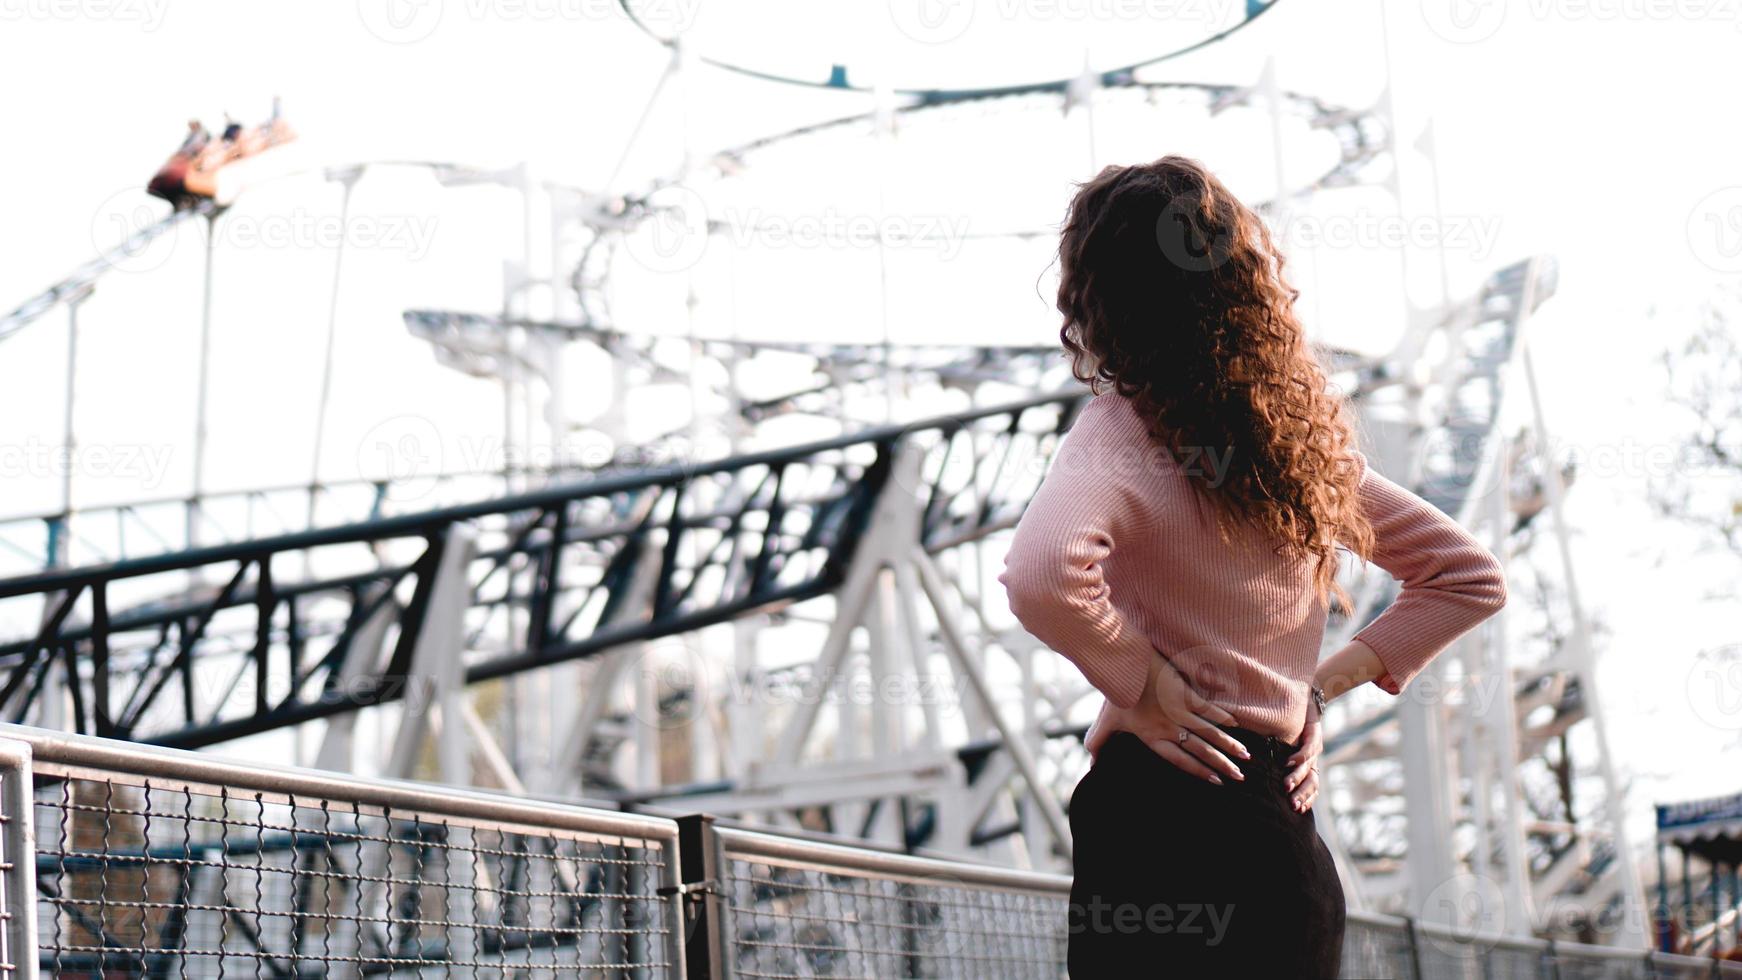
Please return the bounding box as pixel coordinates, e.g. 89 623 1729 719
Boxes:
1 0 1740 843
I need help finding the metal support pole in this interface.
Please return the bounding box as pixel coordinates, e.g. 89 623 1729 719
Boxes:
56 285 94 569
911 546 1072 858
0 739 38 980
769 538 880 768
189 211 220 554
1488 433 1537 935
1522 340 1650 948
1418 117 1454 307
1712 857 1722 956
1261 56 1289 222
1403 916 1425 980
1656 841 1673 953
1683 847 1696 951
312 588 397 773
1721 866 1735 953
1401 658 1457 926
308 169 361 541
547 542 664 795
385 523 479 782
675 813 725 980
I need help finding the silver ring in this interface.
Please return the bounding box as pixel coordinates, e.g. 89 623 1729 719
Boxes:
1177 729 1190 745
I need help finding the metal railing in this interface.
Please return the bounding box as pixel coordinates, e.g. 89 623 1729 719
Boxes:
0 723 1736 978
675 815 1070 979
1 724 684 978
0 738 35 976
1340 913 1742 980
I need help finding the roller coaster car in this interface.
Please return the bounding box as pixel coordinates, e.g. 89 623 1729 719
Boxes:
147 102 297 209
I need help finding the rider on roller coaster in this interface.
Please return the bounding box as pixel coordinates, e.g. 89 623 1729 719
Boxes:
147 97 295 209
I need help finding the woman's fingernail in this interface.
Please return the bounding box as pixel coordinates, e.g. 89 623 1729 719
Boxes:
1209 775 1224 785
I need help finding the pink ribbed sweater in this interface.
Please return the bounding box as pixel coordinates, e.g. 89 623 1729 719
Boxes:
999 392 1507 743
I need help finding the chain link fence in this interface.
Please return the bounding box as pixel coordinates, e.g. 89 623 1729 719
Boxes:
1340 915 1742 980
706 824 1067 979
0 725 1737 979
5 726 682 978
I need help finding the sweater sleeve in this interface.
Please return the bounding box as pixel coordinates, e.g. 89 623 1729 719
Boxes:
997 397 1160 709
1346 450 1508 691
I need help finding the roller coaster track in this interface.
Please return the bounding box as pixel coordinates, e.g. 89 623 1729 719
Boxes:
0 393 1078 750
0 159 549 348
0 144 1067 577
1325 256 1557 754
403 308 1065 422
0 249 1549 760
577 75 1389 325
0 200 217 343
0 222 1636 933
615 0 1285 95
0 317 1063 577
0 253 1555 810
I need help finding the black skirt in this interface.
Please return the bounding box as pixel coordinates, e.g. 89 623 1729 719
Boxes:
1066 729 1346 978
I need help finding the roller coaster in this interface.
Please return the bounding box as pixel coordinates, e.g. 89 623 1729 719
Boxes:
0 1 1667 965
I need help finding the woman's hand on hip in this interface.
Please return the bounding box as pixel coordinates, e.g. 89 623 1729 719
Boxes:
1083 652 1249 785
1282 699 1324 812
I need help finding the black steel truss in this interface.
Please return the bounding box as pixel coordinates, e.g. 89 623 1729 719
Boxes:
0 393 1080 750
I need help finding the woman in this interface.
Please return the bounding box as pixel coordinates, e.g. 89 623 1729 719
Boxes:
999 156 1508 977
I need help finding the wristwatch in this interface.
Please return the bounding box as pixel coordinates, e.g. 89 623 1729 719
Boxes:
1310 684 1328 717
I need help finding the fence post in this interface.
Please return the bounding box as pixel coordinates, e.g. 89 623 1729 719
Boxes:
1542 938 1561 980
676 813 726 980
1403 916 1425 980
0 738 37 980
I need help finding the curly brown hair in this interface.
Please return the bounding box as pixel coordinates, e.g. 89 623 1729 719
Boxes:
1055 155 1373 607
